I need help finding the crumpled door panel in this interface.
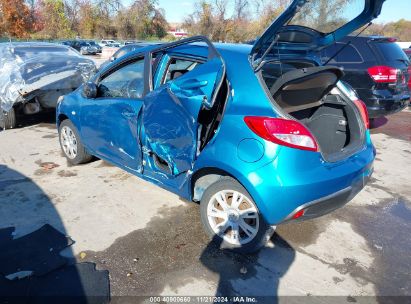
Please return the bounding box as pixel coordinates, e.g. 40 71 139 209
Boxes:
142 86 201 175
142 58 225 176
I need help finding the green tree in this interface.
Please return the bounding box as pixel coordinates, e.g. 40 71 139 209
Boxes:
127 0 168 39
36 0 75 39
183 1 215 39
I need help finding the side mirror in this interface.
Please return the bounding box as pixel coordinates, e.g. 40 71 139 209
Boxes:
82 82 97 99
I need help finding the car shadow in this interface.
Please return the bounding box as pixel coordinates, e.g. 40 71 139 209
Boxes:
0 164 108 302
200 233 296 303
370 116 388 129
14 109 56 129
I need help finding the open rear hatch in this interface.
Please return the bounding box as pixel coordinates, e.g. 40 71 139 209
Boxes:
261 63 366 162
250 0 386 69
251 0 384 162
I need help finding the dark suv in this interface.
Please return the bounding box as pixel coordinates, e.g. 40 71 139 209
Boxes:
323 36 410 119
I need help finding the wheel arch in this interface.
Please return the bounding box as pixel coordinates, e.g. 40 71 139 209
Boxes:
190 165 258 206
57 113 69 127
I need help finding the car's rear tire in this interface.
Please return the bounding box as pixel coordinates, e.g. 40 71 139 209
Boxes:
0 108 16 130
58 119 92 165
200 177 275 253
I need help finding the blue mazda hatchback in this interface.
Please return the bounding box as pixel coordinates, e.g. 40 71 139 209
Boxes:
57 0 384 252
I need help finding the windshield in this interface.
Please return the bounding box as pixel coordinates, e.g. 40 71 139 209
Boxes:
288 0 365 34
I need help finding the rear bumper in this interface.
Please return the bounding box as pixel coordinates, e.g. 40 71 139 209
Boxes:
356 88 410 118
282 167 373 223
367 98 409 118
245 133 376 225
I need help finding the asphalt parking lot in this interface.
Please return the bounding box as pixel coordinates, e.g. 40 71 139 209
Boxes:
0 108 410 302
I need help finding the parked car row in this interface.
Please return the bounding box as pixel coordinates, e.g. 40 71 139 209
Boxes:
99 42 162 70
61 39 162 56
55 0 389 253
100 39 135 48
62 40 102 55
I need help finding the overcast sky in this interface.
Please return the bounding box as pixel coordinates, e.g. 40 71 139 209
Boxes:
145 0 410 24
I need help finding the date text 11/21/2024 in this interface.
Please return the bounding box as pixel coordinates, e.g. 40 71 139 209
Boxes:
148 296 258 303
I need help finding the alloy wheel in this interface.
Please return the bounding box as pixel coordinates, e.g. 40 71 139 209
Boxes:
60 125 78 159
207 190 259 245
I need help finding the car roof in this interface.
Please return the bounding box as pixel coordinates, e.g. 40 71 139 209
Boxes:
121 42 252 62
341 35 397 43
0 42 69 49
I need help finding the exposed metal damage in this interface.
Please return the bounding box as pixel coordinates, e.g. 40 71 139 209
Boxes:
0 42 96 129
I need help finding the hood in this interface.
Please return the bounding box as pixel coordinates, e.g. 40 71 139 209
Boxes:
251 0 386 69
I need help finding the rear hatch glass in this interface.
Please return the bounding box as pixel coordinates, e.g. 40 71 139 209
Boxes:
288 0 365 34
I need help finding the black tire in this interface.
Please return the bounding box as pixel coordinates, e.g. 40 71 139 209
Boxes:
58 119 92 165
1 108 17 130
369 118 376 128
200 177 275 253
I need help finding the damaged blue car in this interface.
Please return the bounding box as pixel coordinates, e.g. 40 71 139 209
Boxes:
57 0 384 252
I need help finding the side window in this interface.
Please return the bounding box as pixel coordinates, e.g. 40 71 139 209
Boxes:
163 58 202 84
336 44 363 63
323 43 363 63
97 58 145 99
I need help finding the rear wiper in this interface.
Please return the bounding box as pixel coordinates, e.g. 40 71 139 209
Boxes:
323 22 373 66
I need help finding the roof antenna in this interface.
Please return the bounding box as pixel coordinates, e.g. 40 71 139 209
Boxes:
323 22 373 66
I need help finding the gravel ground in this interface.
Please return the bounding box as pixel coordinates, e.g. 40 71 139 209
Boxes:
0 108 410 303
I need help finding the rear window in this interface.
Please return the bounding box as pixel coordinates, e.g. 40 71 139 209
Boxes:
289 0 365 34
374 42 409 62
14 46 78 59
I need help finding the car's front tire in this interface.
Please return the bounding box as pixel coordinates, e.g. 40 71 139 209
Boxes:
58 119 92 165
200 177 275 253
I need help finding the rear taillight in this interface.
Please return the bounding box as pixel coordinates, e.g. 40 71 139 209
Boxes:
408 66 411 89
353 99 369 129
244 117 318 152
292 209 305 220
367 66 398 83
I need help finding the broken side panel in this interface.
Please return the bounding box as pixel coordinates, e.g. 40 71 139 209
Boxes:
0 42 97 113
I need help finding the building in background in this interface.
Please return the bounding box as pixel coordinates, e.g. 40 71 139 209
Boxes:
168 23 188 38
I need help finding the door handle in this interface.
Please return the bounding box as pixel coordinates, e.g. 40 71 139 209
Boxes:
179 80 208 90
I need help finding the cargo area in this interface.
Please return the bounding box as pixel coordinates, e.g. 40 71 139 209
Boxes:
260 61 365 161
